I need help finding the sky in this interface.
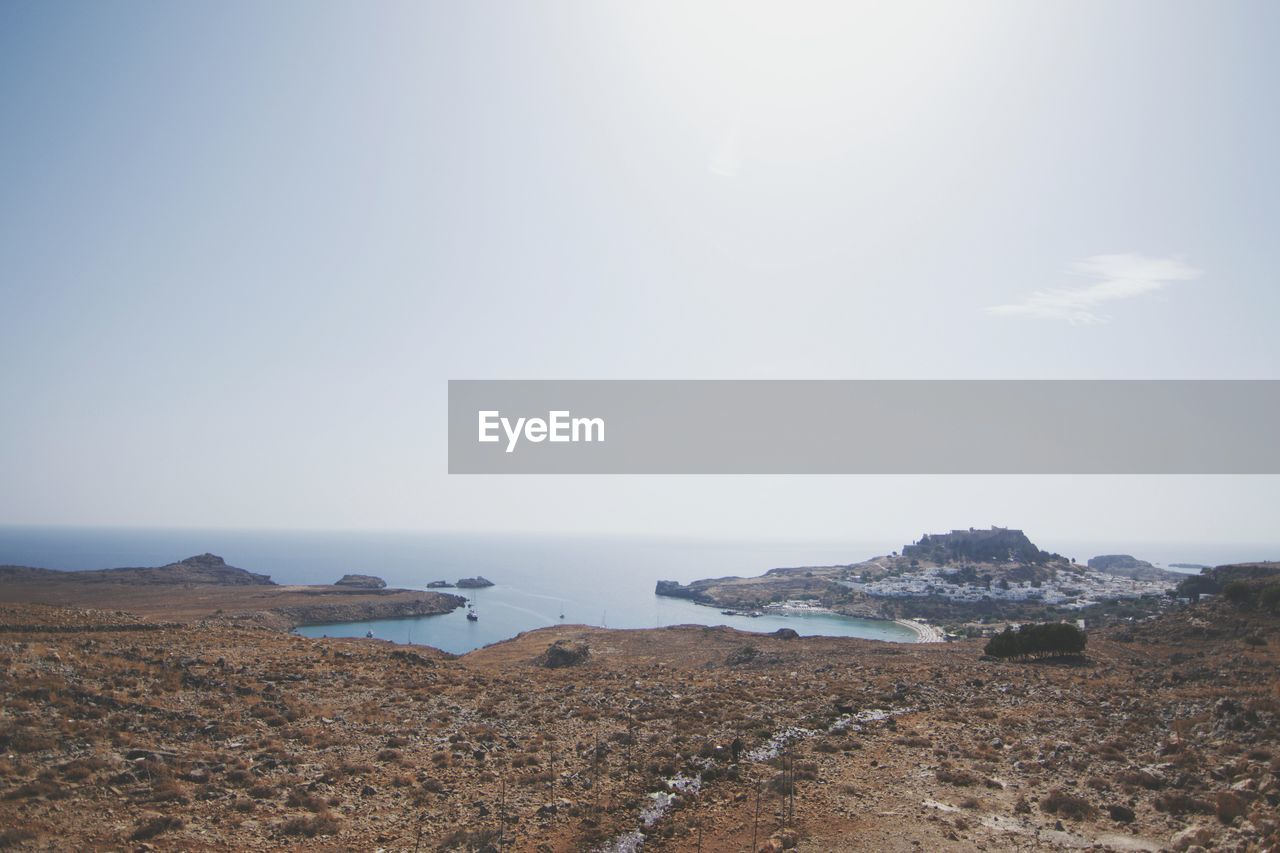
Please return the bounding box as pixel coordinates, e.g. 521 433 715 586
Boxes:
1 1 1278 545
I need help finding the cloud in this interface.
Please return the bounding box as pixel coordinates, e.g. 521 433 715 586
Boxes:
986 254 1202 324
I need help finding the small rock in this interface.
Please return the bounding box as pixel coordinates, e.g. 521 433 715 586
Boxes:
1107 803 1135 823
535 640 590 669
1171 825 1213 851
1215 791 1246 823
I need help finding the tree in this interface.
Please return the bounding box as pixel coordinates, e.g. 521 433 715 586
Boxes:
1223 581 1255 608
1260 584 1280 615
984 622 1087 661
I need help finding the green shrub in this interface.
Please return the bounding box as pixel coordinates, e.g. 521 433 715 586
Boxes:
984 622 1086 660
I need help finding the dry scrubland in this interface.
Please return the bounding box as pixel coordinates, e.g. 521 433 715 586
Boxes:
0 601 1277 851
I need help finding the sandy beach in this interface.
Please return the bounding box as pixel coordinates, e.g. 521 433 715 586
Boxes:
895 618 946 643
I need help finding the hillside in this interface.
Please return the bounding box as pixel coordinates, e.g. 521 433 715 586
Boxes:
0 553 274 586
0 596 1275 850
659 528 1180 627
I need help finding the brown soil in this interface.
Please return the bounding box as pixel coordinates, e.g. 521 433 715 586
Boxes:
0 600 1276 851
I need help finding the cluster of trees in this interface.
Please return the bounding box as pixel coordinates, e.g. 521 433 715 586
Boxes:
1223 581 1280 614
983 622 1087 660
1177 564 1280 612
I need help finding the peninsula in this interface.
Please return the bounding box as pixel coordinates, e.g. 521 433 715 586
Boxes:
658 528 1183 634
0 553 465 630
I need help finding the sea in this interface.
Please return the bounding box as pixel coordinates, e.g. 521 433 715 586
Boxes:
1 526 1274 655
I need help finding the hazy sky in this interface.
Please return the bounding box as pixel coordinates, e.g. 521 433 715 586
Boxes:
2 1 1278 544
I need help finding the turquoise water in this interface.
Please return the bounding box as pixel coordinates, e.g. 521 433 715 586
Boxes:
3 526 1272 655
0 527 917 651
294 587 916 654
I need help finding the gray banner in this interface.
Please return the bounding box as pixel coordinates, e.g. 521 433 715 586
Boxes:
447 380 1280 474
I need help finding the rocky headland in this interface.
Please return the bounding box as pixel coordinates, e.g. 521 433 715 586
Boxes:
1087 554 1184 583
0 555 464 630
658 528 1187 632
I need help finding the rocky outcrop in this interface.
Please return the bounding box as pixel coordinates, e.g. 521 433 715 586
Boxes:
0 554 274 586
1088 554 1152 571
535 639 589 668
140 554 275 585
656 575 883 617
456 576 495 589
903 527 1064 566
334 574 387 590
426 580 454 588
654 579 714 604
1088 555 1183 582
268 591 465 629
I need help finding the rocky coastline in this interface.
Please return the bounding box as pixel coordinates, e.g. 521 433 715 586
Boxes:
0 555 465 629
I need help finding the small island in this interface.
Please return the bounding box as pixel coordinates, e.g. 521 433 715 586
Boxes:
334 573 387 589
456 576 495 589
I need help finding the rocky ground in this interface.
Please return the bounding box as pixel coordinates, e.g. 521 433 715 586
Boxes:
0 599 1276 851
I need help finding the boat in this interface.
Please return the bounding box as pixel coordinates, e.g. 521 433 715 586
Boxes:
466 610 479 622
365 630 374 638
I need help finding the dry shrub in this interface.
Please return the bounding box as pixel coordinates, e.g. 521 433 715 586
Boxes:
1040 788 1095 820
4 729 55 754
1154 792 1213 815
130 816 183 841
225 768 254 787
439 827 500 849
1116 768 1164 790
0 827 37 848
286 787 327 812
936 767 979 786
4 778 67 800
281 812 339 838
